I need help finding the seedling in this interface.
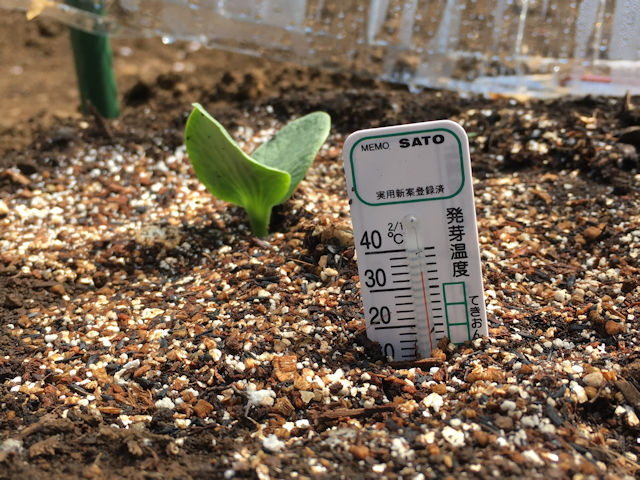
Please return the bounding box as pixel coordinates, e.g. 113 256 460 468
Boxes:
185 103 330 237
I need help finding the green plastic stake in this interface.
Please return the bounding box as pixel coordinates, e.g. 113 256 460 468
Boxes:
185 103 331 237
66 0 119 118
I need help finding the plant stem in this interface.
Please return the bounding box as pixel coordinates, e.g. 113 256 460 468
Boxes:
246 206 271 238
66 0 119 118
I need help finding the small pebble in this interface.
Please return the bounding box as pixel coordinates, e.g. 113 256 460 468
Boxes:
583 225 603 241
628 410 640 427
472 430 489 447
585 386 599 400
582 371 605 388
50 284 66 296
494 415 513 431
500 400 517 412
349 445 370 460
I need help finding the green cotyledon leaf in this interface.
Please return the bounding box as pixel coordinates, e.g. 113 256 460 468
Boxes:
185 103 291 237
252 111 331 204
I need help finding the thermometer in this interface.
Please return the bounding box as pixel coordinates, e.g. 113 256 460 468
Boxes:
342 120 488 360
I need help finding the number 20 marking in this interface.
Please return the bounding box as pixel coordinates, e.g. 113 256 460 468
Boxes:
369 306 391 325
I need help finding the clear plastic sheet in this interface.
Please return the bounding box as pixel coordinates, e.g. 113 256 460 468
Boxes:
5 0 640 97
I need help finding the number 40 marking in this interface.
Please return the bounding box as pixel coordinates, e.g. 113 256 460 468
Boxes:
360 230 382 250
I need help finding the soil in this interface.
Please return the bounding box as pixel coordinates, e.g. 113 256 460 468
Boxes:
2 9 640 480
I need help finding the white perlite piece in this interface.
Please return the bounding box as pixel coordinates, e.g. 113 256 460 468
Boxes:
442 426 465 447
522 449 545 466
521 415 540 428
422 392 443 413
262 434 285 452
570 381 588 404
390 437 415 461
154 397 175 410
0 438 23 455
247 387 276 408
114 359 141 385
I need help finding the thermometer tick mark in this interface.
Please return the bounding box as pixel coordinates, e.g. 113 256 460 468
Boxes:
374 325 416 330
364 248 406 255
370 287 411 293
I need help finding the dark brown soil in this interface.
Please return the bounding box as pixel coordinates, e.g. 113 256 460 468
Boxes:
2 9 640 480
